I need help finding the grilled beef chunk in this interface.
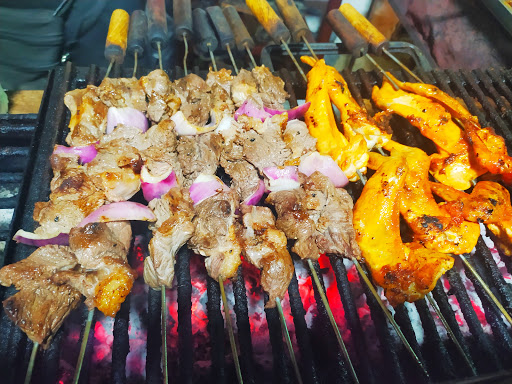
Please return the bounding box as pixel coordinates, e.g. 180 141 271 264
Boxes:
231 69 259 107
97 77 147 111
64 86 108 146
251 66 288 109
283 119 317 160
53 222 135 317
0 245 81 348
173 74 211 126
177 133 223 186
189 189 242 280
140 69 180 122
267 172 361 260
206 68 233 95
239 205 294 308
34 154 105 237
145 187 195 289
221 159 261 203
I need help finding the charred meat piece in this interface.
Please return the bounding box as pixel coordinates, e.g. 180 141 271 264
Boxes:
140 69 180 123
267 172 361 261
189 188 242 280
239 205 294 308
177 133 222 186
251 66 288 109
64 86 108 146
97 77 147 111
206 68 233 96
220 158 261 203
0 245 81 347
231 69 259 107
173 74 212 126
283 119 317 162
53 222 135 317
144 187 195 289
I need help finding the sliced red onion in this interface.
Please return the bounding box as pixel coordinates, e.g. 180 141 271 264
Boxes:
263 166 300 192
243 179 265 205
171 110 219 135
107 107 148 134
234 100 271 122
189 174 230 205
140 166 178 202
78 201 156 227
263 101 311 120
299 152 349 187
53 144 98 164
13 230 69 247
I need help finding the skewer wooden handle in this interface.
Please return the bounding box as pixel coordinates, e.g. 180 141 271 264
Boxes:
127 10 147 56
223 5 255 51
339 3 389 54
246 0 291 44
206 6 236 49
146 0 168 48
173 0 193 41
275 0 311 43
327 9 368 58
193 8 219 55
104 9 130 64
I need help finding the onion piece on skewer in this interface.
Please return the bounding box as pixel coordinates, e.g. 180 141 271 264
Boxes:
140 166 178 202
189 174 230 206
171 110 219 135
263 166 300 192
78 201 156 227
234 99 271 122
264 101 311 120
13 230 69 247
299 152 349 187
53 144 98 164
106 107 148 134
242 179 265 206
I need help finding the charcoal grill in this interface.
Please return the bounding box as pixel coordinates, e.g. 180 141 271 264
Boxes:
2 45 512 383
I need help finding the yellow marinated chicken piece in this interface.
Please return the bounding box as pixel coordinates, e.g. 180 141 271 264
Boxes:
354 158 454 306
431 181 512 256
369 141 479 254
372 78 486 190
302 57 368 181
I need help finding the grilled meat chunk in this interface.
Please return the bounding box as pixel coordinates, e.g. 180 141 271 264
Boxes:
0 245 81 348
220 159 261 203
239 205 294 308
64 86 108 146
231 69 259 107
189 188 242 280
140 69 180 122
177 133 223 186
251 66 288 109
283 119 317 162
145 187 195 289
267 172 360 261
97 77 147 111
53 222 135 317
173 74 211 126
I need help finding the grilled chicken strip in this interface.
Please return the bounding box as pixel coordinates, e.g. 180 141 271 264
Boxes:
369 141 480 255
0 245 81 347
372 77 486 190
53 221 135 317
189 185 242 281
144 187 195 289
239 205 294 308
353 158 454 306
267 172 361 261
431 181 512 256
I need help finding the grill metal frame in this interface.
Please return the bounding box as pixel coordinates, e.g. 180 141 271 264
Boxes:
1 61 512 383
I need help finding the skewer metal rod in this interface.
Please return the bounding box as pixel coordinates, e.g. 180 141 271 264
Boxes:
376 146 386 156
161 286 169 384
382 48 422 83
73 309 95 384
207 43 218 72
307 259 360 384
301 35 318 60
219 277 243 384
355 169 367 185
281 39 307 82
275 297 303 384
156 41 163 71
105 59 114 79
23 342 38 384
132 51 138 78
226 44 239 75
364 54 399 90
245 43 257 69
183 33 189 76
458 254 512 326
426 293 477 375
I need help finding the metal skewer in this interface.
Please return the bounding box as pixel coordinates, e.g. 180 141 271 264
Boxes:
161 286 169 384
23 342 38 384
307 259 359 383
219 276 244 384
127 10 147 78
182 32 189 76
73 309 95 384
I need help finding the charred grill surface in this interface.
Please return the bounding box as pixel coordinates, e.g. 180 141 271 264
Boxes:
2 63 512 383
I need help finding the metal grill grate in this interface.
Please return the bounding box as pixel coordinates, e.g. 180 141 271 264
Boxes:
1 62 512 383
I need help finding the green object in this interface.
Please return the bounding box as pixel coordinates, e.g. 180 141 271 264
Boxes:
0 85 8 114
